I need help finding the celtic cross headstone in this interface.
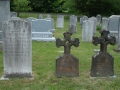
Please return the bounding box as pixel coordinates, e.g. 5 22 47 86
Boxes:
90 30 116 77
56 32 79 77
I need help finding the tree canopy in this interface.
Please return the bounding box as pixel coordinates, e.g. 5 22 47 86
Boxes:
10 0 120 16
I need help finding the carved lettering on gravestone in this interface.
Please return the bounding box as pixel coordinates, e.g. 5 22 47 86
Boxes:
90 30 116 77
56 32 79 77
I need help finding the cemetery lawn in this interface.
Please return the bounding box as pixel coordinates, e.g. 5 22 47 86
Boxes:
0 15 120 90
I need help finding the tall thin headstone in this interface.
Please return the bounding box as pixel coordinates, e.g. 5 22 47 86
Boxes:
69 15 77 33
90 30 116 77
82 20 94 42
56 32 79 77
56 15 64 28
0 0 10 50
102 17 109 31
96 14 101 25
1 19 33 79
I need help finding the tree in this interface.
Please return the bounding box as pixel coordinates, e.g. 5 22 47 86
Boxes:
12 0 32 16
74 0 120 16
29 0 65 13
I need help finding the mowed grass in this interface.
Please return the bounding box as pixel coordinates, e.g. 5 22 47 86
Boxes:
0 13 120 90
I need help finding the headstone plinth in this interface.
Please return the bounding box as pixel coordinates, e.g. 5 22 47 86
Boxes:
90 30 116 77
56 32 79 77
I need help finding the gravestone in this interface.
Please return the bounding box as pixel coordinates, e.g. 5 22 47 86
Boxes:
82 20 94 42
56 15 64 28
10 17 21 20
46 14 51 18
0 0 10 50
1 19 33 79
11 12 17 17
89 17 97 34
80 15 88 25
45 18 55 32
69 15 77 33
38 14 43 19
90 30 116 77
108 17 120 42
102 17 109 31
96 14 101 25
31 19 55 41
113 25 120 52
56 31 79 77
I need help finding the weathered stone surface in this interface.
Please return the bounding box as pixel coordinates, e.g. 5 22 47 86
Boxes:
90 30 116 77
56 32 79 77
2 19 33 79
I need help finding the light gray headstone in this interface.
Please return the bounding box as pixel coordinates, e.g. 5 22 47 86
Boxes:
96 14 101 25
11 12 17 17
38 14 43 19
31 19 51 32
89 17 97 34
69 15 77 33
82 20 94 42
1 19 33 79
46 14 51 18
102 17 109 31
80 15 88 25
10 17 21 20
0 0 10 40
108 17 119 41
45 18 55 32
56 15 64 28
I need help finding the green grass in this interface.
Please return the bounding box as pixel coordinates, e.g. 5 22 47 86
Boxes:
0 13 120 90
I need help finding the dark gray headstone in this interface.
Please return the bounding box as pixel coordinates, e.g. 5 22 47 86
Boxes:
90 30 116 78
1 19 33 80
56 32 79 77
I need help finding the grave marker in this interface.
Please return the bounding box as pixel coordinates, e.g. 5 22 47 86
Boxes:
1 19 33 79
90 30 116 77
56 15 64 28
56 31 79 77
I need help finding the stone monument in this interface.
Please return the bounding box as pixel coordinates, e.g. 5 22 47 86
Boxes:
1 19 33 80
90 30 116 77
56 31 79 77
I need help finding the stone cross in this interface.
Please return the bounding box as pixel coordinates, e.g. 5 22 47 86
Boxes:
92 30 116 53
90 30 116 77
56 32 79 54
56 31 80 77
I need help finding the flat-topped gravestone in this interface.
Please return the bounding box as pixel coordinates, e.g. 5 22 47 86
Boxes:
82 20 94 42
102 17 109 31
56 31 79 77
45 18 55 32
89 17 97 34
90 30 116 77
108 17 119 42
1 19 33 80
0 0 10 40
56 15 64 28
31 19 55 41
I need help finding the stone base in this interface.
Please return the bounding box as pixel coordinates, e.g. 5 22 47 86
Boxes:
90 75 116 79
93 49 100 53
32 37 56 42
113 48 120 53
0 73 34 80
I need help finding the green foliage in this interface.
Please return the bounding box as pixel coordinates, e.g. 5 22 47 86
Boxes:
12 0 32 14
29 0 65 13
